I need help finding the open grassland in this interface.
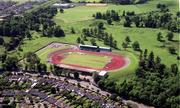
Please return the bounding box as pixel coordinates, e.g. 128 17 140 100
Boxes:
10 31 78 58
61 52 111 69
54 6 108 23
54 0 178 23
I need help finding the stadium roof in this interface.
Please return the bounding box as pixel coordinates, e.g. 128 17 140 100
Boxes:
99 46 111 50
79 44 98 48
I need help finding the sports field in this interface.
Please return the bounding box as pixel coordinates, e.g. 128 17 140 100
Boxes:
49 49 128 72
35 42 129 72
61 52 111 69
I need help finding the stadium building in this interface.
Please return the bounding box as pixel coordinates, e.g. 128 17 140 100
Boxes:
52 3 75 9
79 44 112 52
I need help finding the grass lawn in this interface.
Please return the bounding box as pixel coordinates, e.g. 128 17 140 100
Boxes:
54 0 178 24
36 44 70 67
54 6 108 23
61 52 111 69
109 51 138 82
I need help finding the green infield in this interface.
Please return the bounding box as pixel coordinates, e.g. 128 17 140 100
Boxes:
61 52 111 69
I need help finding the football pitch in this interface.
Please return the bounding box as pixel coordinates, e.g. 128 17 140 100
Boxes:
61 52 111 69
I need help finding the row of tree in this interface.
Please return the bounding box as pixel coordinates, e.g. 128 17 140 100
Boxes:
0 6 65 51
79 22 118 48
123 6 179 32
121 36 141 51
156 32 178 55
94 49 179 108
93 10 120 22
24 52 47 74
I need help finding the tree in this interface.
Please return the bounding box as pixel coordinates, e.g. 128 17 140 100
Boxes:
134 16 141 27
80 40 85 45
0 53 7 63
3 56 19 71
3 97 10 104
168 47 176 54
98 22 104 29
171 64 178 75
155 56 161 64
74 72 79 79
83 101 91 108
124 16 131 27
60 8 64 13
157 32 163 42
37 63 47 74
122 42 128 50
53 26 65 37
107 18 112 25
125 36 131 43
0 37 4 45
122 10 126 16
76 37 81 43
51 87 56 94
71 27 75 34
92 72 100 83
148 51 155 69
132 41 141 51
157 64 166 75
25 31 32 40
144 49 148 59
124 20 131 27
90 38 97 46
113 40 118 49
166 32 174 41
177 11 180 17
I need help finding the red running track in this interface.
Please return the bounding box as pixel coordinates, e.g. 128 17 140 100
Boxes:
48 49 127 71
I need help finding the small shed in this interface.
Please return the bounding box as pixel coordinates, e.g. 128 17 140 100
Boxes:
98 71 108 77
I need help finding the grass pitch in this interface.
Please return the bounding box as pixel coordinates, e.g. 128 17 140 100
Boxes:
61 52 111 69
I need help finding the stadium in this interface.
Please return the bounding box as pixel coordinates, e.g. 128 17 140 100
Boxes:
36 42 130 76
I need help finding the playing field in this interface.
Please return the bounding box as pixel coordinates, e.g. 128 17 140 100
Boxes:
49 47 128 71
61 52 111 69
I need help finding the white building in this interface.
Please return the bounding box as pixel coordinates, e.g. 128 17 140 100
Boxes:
98 71 108 77
52 3 75 9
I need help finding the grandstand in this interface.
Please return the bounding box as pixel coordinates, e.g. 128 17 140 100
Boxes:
79 44 111 52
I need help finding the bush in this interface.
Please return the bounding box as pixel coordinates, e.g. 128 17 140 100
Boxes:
168 47 176 54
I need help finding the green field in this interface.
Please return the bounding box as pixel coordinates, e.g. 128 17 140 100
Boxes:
61 52 111 69
36 44 70 66
54 0 178 23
